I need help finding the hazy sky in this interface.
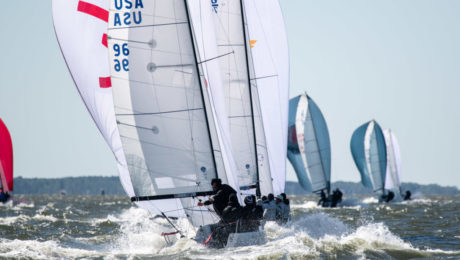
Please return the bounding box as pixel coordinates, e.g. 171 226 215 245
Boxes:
1 1 459 188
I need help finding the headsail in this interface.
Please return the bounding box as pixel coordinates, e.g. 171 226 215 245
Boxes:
52 0 134 197
350 120 387 193
287 94 331 193
243 0 290 195
210 0 259 195
383 129 402 195
0 118 13 192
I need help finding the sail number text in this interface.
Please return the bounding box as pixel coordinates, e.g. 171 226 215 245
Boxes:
113 43 129 72
113 0 144 26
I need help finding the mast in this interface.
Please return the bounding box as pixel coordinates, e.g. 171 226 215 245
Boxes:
239 0 260 197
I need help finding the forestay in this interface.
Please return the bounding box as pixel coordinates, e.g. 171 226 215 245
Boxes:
351 120 387 193
243 0 290 196
383 129 402 194
287 94 331 193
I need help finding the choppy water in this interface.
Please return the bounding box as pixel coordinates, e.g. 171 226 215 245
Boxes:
1 194 459 259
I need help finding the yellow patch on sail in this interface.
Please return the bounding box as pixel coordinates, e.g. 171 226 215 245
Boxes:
250 40 257 48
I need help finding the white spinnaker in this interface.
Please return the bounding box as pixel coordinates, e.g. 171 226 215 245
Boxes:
384 129 402 193
243 0 290 195
53 0 187 218
51 0 134 197
107 0 234 221
211 0 259 193
364 121 384 193
297 95 328 192
187 0 241 201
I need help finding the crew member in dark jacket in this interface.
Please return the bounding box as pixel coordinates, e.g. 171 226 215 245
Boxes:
199 178 237 218
221 193 242 224
240 195 263 232
403 190 411 200
212 193 242 247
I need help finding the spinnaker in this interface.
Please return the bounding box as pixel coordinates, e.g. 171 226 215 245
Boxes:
350 120 387 193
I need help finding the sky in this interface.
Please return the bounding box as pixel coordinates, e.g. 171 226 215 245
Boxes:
1 1 460 188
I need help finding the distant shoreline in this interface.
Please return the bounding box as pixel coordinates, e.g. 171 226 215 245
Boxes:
13 176 460 195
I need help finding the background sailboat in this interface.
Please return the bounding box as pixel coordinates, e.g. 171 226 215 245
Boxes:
287 93 331 194
350 120 387 197
0 118 13 202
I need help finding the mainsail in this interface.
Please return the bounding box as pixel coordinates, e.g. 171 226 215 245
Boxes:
350 120 387 193
0 118 13 193
107 0 242 226
243 0 290 196
383 129 402 195
287 94 331 193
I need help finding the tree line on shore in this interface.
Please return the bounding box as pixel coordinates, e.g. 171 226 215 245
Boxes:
13 176 459 195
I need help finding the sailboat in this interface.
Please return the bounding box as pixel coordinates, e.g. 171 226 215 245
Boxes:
350 120 392 201
53 0 289 248
107 0 289 247
383 129 405 200
287 93 342 207
0 118 13 204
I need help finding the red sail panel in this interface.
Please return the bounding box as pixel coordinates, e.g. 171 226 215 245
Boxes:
0 118 13 192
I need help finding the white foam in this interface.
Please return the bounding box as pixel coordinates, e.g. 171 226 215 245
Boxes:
0 214 30 225
104 207 185 255
362 197 378 204
291 200 320 210
0 239 102 259
32 214 58 222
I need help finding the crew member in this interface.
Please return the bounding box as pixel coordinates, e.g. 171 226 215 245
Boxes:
240 195 263 232
198 178 237 218
331 188 343 207
318 190 330 207
403 190 411 201
279 193 290 223
275 195 289 225
381 191 395 203
263 193 277 221
0 188 9 203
